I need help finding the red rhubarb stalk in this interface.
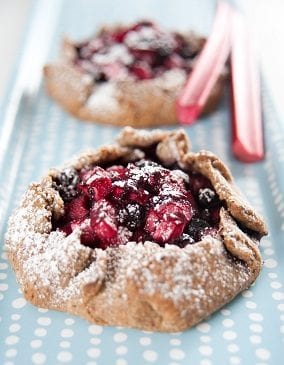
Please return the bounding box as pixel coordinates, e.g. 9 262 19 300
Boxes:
176 1 232 124
230 12 264 162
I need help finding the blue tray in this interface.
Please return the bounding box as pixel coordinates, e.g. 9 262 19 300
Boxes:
0 1 283 364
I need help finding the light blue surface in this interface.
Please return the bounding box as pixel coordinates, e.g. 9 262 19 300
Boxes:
0 1 284 364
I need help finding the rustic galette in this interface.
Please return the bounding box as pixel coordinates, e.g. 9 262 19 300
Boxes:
6 127 267 331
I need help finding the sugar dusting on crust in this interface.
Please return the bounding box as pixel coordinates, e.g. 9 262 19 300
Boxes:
87 83 120 113
102 239 251 310
85 68 186 114
4 128 264 329
5 175 251 312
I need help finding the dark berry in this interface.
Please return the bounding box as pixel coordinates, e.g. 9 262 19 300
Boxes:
53 168 79 202
186 218 210 241
174 233 195 248
118 203 144 231
198 188 218 208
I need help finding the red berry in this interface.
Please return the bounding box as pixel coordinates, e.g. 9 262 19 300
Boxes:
90 200 118 244
80 167 112 200
65 195 89 221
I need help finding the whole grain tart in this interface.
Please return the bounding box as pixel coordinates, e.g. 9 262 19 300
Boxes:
5 127 267 332
44 20 224 127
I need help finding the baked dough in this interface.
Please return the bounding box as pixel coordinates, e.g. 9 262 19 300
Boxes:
44 23 225 127
5 127 267 332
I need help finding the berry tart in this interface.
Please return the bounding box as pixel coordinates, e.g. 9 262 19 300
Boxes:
5 127 267 332
44 21 224 127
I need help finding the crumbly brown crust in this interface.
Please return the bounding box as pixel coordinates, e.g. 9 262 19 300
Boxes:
5 127 267 332
43 32 224 127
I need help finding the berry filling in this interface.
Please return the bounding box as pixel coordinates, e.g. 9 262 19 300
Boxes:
52 160 221 249
74 20 202 82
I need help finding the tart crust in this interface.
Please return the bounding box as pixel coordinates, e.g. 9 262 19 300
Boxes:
43 31 225 127
5 127 267 332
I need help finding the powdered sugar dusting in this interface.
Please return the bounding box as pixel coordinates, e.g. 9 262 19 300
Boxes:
87 83 119 112
4 128 261 329
106 239 251 309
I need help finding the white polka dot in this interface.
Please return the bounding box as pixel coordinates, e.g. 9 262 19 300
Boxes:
12 297 26 309
272 292 284 300
116 359 127 365
278 304 284 311
169 348 185 360
86 362 97 365
264 259 277 268
0 273 7 279
0 263 8 269
116 346 128 355
60 341 70 348
60 329 74 338
90 338 101 345
222 319 234 327
249 313 263 322
57 351 72 362
199 345 213 356
250 324 263 333
139 337 151 346
31 352 46 364
280 325 284 333
113 332 127 342
223 331 237 340
170 338 181 346
0 283 8 291
270 281 282 289
88 325 103 335
143 350 158 362
228 344 239 353
200 335 211 343
38 308 48 313
229 356 241 364
5 349 17 358
200 360 212 365
34 328 47 337
242 290 253 298
246 301 257 309
9 323 21 333
196 323 211 333
30 340 42 348
4 362 15 365
64 318 75 326
255 348 271 360
221 309 231 316
87 348 101 358
0 293 4 301
5 335 19 345
37 317 51 326
268 272 277 279
280 315 284 321
11 314 21 321
264 248 274 255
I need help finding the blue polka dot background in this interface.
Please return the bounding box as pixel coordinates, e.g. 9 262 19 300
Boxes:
0 0 283 364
